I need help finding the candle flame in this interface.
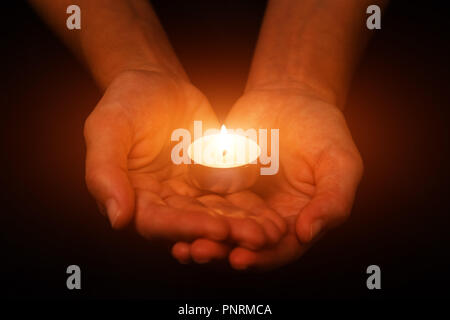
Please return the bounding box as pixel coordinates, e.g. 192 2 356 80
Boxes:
219 125 230 163
220 124 227 135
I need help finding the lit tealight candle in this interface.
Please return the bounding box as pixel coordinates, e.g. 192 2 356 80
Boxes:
188 125 261 194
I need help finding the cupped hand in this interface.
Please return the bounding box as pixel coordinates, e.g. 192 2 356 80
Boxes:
171 87 363 269
84 70 286 249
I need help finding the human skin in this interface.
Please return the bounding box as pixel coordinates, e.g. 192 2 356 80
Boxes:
30 0 286 249
172 0 387 269
31 0 387 269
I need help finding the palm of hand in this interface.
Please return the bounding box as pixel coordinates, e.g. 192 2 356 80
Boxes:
85 71 286 252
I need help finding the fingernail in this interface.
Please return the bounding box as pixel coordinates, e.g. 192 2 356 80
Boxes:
310 220 323 241
106 198 120 227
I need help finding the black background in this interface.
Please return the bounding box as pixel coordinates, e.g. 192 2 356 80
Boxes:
1 0 449 300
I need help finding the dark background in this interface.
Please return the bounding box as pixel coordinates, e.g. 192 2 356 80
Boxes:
1 0 449 300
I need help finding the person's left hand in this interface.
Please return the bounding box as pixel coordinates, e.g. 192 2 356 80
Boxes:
84 70 286 251
171 87 363 270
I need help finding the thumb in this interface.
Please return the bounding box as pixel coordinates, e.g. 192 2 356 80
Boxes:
296 148 363 243
84 104 135 229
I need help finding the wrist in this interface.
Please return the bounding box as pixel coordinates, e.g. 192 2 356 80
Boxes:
245 78 341 108
80 18 188 89
91 57 188 90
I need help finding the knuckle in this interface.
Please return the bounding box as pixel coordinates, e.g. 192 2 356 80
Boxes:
330 194 351 219
320 192 351 222
330 147 364 181
134 197 168 241
244 224 267 249
84 166 113 199
351 151 364 179
134 202 155 239
84 166 101 190
83 111 101 142
135 212 158 240
83 114 94 140
334 202 351 221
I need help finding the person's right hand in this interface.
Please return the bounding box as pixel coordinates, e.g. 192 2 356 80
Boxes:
171 87 363 269
84 70 286 250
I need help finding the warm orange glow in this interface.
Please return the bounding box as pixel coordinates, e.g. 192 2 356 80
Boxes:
220 124 227 135
189 124 260 168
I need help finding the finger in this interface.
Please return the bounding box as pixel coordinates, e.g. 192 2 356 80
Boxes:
226 191 287 241
190 239 232 264
171 242 191 264
296 148 364 243
229 217 308 271
160 178 203 199
255 217 283 245
196 195 267 250
164 194 205 210
229 236 302 271
135 191 229 242
84 104 134 229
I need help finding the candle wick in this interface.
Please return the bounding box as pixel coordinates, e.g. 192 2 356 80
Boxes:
222 149 227 158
